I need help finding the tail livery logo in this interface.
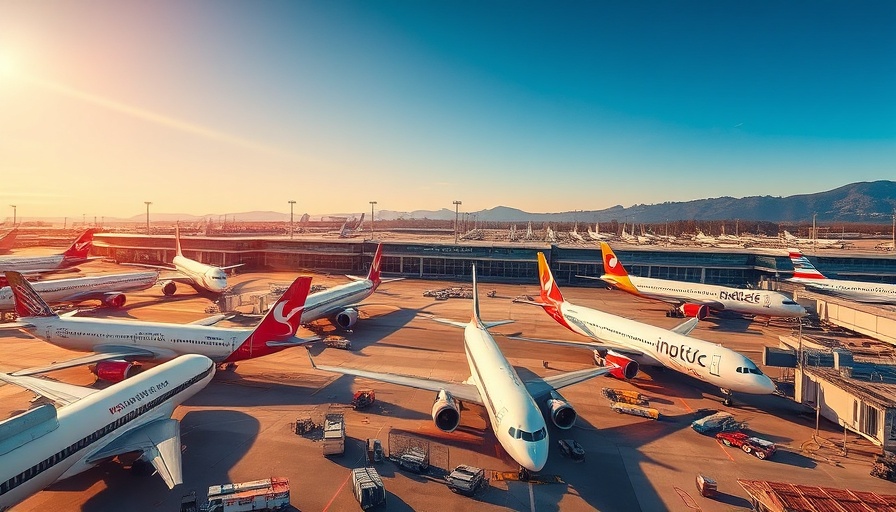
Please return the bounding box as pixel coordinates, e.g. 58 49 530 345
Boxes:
272 300 304 337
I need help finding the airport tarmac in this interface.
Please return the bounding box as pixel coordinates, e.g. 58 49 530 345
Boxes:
2 265 895 511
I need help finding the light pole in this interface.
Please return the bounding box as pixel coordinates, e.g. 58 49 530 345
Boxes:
812 212 818 252
288 200 296 239
453 200 462 244
9 205 15 226
369 201 377 241
144 201 152 234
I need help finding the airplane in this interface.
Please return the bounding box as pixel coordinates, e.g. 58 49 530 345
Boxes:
308 265 613 473
1 271 318 382
587 222 612 241
0 227 17 254
590 242 806 319
0 271 159 312
0 353 215 509
324 213 365 238
782 230 845 248
298 243 400 329
788 249 896 304
124 225 242 295
511 253 777 406
0 228 98 274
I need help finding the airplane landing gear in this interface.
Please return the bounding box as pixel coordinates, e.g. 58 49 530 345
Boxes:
518 467 530 482
721 389 733 407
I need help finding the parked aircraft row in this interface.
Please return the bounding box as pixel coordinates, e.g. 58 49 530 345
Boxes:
788 249 896 304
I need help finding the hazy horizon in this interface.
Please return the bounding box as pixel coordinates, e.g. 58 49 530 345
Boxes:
2 2 894 219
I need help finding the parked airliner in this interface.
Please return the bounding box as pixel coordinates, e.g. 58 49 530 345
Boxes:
513 253 776 405
1 271 317 381
0 354 215 510
0 271 159 311
782 230 845 248
593 242 806 319
300 243 399 329
309 265 612 472
126 225 242 295
0 229 98 274
788 249 896 304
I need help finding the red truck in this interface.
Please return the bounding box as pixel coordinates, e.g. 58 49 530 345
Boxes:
715 431 776 460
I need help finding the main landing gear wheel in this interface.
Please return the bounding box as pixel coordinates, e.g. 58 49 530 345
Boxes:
721 389 733 407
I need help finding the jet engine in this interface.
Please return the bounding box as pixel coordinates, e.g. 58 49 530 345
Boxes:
431 389 461 432
91 360 141 383
679 303 709 319
604 350 640 380
161 280 177 296
545 391 577 429
101 292 127 308
335 308 359 329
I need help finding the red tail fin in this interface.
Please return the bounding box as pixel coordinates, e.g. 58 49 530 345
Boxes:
5 271 57 318
366 243 383 286
225 276 312 362
537 252 564 304
61 229 97 258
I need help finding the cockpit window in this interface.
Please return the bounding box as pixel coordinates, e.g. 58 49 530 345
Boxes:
508 427 517 438
517 427 547 443
738 365 764 375
782 300 799 305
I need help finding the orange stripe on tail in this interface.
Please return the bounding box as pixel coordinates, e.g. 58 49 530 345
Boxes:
599 243 640 295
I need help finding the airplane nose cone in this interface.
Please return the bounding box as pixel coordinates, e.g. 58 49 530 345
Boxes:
523 440 549 472
758 376 777 395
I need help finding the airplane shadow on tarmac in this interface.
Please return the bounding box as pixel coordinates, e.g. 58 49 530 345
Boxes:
50 410 259 512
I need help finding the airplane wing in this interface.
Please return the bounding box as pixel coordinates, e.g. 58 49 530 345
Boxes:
86 418 183 489
11 347 159 377
524 366 615 401
0 371 99 406
188 313 235 326
506 334 647 360
120 262 178 271
431 317 513 330
308 353 483 404
671 317 700 336
219 263 244 271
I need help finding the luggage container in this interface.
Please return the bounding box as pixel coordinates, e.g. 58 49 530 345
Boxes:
351 467 386 510
695 474 717 498
323 413 345 456
446 465 485 496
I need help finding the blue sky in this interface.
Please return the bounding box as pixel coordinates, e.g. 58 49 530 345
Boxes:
1 1 894 219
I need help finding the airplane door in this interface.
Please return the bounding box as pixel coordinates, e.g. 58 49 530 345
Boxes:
710 355 721 377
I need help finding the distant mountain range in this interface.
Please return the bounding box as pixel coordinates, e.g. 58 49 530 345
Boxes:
9 181 896 225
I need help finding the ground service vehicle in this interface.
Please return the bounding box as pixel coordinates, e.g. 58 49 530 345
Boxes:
446 465 486 496
351 467 386 509
715 431 776 459
558 439 585 462
352 389 376 409
201 478 290 512
323 413 346 456
366 438 384 463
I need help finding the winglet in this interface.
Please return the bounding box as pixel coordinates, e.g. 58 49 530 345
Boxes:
61 228 97 258
599 242 640 295
5 271 58 318
788 248 827 280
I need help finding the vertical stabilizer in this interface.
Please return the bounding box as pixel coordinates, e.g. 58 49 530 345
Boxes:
5 271 58 318
366 243 383 286
599 243 640 294
471 265 482 325
225 276 312 362
536 252 565 304
61 228 97 258
789 249 827 279
174 224 184 257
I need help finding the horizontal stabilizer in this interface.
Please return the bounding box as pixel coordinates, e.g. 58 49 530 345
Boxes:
266 335 321 347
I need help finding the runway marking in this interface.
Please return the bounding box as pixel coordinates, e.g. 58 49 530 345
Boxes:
717 441 735 462
678 397 693 412
529 481 536 512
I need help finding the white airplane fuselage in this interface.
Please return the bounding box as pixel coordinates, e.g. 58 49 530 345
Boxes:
299 279 375 324
555 301 776 394
790 277 896 304
20 316 258 363
172 255 228 294
625 276 807 317
462 322 549 472
0 355 214 509
0 255 72 273
0 272 159 309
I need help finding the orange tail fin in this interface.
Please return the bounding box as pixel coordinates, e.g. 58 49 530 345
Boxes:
599 243 640 295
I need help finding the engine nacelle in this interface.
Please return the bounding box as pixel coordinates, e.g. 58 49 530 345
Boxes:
604 350 640 380
431 389 461 433
545 391 577 430
335 308 359 329
101 292 127 308
679 303 709 319
92 360 141 383
161 280 177 296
